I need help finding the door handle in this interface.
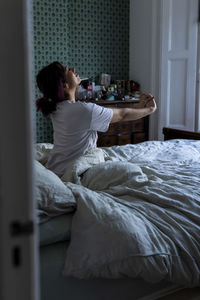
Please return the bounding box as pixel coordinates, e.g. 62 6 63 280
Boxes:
10 220 34 236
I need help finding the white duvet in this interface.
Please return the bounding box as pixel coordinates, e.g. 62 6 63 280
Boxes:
61 140 200 286
37 140 200 286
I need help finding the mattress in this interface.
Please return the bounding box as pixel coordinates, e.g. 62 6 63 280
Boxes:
40 241 181 300
39 213 73 247
39 213 185 300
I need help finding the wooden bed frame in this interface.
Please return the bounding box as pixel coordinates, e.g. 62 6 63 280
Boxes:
163 127 200 140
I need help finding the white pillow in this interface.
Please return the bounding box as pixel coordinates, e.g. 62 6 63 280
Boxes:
35 160 76 223
35 143 53 165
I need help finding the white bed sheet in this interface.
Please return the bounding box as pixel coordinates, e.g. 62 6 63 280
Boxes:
37 140 200 289
60 140 200 286
38 139 200 300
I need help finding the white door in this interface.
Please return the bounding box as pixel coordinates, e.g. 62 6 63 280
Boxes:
0 0 39 300
158 0 198 138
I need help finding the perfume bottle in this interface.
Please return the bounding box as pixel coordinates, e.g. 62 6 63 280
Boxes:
87 85 93 100
101 86 107 100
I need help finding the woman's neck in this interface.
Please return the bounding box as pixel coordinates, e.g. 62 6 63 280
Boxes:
64 89 76 102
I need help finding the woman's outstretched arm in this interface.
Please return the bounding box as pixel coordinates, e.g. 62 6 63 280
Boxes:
111 94 157 123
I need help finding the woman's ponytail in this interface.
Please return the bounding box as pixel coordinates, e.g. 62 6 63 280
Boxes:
36 97 57 117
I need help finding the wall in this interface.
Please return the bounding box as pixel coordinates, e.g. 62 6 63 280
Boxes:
129 0 153 93
129 0 160 140
33 0 68 142
33 0 130 142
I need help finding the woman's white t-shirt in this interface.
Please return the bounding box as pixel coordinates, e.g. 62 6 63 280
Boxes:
46 100 113 177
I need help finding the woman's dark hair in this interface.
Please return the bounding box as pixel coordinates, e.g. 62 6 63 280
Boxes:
36 61 66 116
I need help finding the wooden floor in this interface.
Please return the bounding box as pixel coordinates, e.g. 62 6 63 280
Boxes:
158 286 200 300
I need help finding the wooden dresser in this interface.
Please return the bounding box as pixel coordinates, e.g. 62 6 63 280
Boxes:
89 100 149 147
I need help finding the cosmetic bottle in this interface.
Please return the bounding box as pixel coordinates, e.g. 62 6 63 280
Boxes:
87 85 93 100
101 86 107 100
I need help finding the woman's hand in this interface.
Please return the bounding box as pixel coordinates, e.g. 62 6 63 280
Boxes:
145 97 157 113
136 93 156 111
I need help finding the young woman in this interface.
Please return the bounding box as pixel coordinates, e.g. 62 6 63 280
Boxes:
36 61 156 177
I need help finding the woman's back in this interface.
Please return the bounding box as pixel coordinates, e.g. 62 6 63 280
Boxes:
46 100 112 177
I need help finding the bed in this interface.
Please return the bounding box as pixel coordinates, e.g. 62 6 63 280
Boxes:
36 127 200 300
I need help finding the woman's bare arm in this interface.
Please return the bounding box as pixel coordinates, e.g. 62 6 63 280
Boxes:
111 94 157 123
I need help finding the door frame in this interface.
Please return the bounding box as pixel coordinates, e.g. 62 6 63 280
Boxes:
0 0 39 299
195 22 200 132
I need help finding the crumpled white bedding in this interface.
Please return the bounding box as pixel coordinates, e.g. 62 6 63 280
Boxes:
101 139 200 164
35 160 76 223
60 140 200 286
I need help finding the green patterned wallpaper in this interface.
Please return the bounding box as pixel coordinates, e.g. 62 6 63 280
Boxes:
33 0 130 142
